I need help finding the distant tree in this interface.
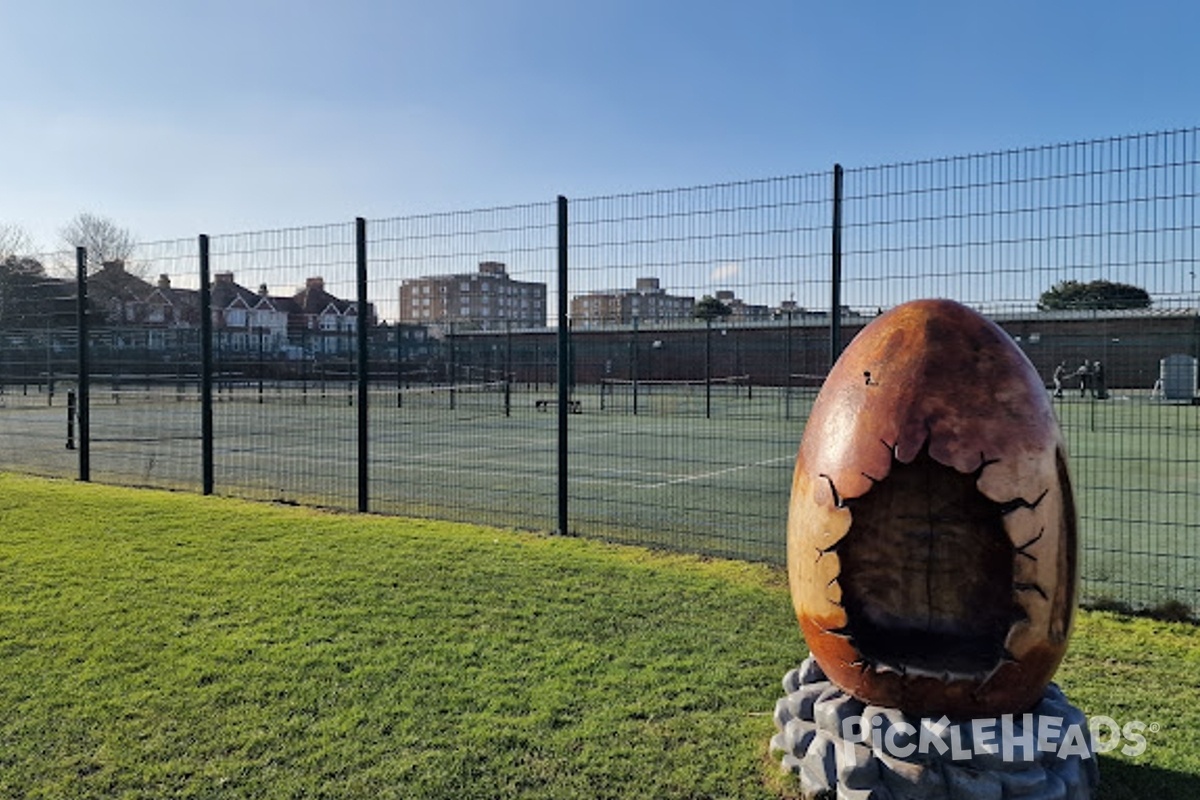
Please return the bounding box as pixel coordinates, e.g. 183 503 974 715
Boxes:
59 212 138 272
1038 280 1151 311
693 294 732 321
0 255 75 328
0 223 33 261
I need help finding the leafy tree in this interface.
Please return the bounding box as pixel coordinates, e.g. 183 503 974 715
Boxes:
1037 280 1151 311
59 212 138 272
693 294 732 321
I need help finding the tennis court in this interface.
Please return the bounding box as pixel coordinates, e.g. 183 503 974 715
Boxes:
0 380 1197 607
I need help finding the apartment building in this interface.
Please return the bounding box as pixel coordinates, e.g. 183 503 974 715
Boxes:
714 290 772 320
570 277 695 326
398 261 547 331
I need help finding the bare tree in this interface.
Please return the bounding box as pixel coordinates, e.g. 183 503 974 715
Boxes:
0 223 33 261
59 212 138 272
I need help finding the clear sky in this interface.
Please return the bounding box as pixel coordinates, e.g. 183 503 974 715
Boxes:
2 0 1198 251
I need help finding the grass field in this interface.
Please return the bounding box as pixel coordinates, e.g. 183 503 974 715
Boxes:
0 381 1197 611
0 474 1197 799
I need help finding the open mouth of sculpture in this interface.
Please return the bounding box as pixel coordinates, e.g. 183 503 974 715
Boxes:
829 445 1031 677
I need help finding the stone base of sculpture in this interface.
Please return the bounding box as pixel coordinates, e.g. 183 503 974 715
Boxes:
771 657 1097 800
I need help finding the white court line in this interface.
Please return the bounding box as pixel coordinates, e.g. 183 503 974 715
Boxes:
639 455 794 490
366 451 694 490
376 452 674 487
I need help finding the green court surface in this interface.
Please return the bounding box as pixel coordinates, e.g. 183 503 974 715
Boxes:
1 382 1196 610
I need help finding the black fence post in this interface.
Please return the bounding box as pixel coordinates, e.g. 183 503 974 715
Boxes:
75 247 90 482
356 217 369 513
199 234 214 495
556 195 569 536
831 163 844 369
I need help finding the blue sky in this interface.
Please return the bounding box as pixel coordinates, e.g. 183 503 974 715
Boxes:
2 0 1198 251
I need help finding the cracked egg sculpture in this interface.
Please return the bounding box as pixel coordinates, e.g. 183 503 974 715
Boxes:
788 299 1077 719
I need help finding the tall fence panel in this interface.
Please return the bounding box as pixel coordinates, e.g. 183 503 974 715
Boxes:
840 129 1200 610
0 249 79 479
565 176 833 562
367 204 559 530
206 224 360 509
84 238 202 492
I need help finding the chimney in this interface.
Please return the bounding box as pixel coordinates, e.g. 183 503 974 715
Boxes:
259 283 269 297
215 272 234 283
305 277 325 292
478 261 506 276
102 259 125 272
158 274 171 289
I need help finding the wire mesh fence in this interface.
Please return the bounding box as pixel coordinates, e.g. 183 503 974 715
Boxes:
0 248 79 480
86 238 202 492
840 129 1200 612
0 127 1196 613
205 224 361 509
367 203 559 530
565 176 831 562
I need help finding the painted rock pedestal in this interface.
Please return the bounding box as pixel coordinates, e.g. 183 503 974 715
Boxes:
772 299 1096 799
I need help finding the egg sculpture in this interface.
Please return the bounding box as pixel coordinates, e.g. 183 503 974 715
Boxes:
788 299 1077 719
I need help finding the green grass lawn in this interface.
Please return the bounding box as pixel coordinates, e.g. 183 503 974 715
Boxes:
0 473 1198 799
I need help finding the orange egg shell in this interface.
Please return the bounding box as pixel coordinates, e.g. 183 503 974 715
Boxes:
788 299 1077 719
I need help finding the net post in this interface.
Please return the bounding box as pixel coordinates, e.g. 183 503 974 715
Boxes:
785 309 793 420
505 319 512 417
631 316 639 415
65 389 76 450
705 317 712 419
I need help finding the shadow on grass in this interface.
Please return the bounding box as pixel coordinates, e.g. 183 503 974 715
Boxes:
1097 755 1198 799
